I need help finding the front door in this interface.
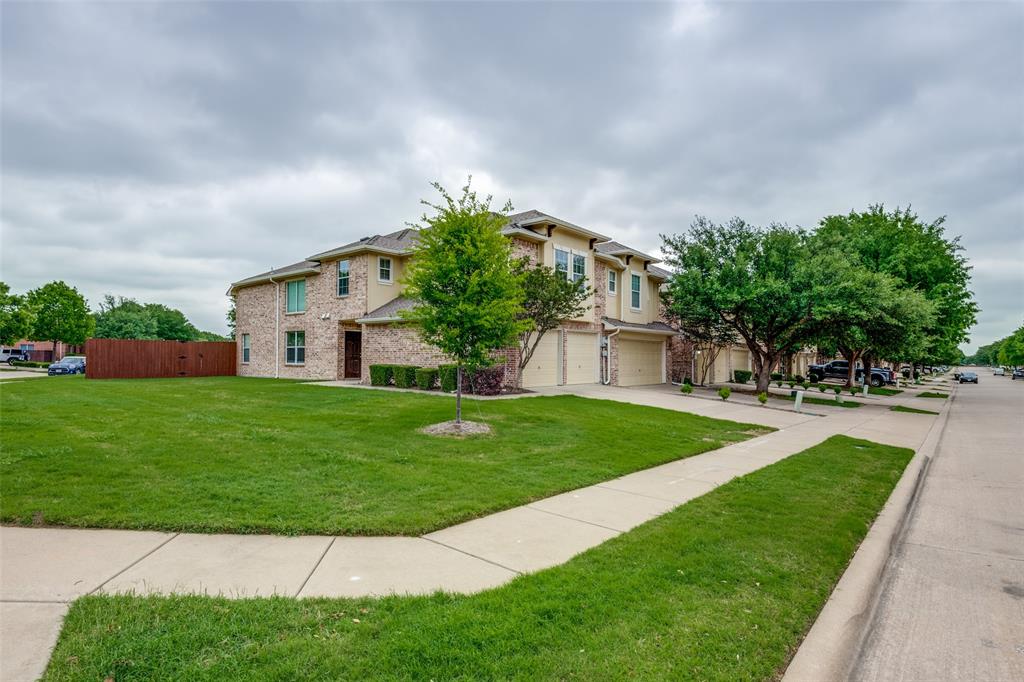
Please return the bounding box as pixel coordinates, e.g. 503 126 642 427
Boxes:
344 331 362 378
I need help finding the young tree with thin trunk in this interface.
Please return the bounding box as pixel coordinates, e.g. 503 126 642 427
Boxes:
513 262 590 390
660 297 736 386
662 217 820 393
402 179 527 425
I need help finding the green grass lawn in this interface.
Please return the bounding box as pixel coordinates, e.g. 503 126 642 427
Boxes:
773 393 862 408
917 391 949 399
869 386 903 396
0 376 770 535
43 435 912 681
890 405 939 415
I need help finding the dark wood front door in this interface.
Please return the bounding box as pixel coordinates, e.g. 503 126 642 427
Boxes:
344 331 362 378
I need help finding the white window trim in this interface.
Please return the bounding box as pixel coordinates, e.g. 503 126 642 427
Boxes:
285 278 306 315
285 330 305 366
377 256 393 285
337 259 351 298
630 271 642 311
241 334 251 364
607 269 617 296
553 245 571 281
570 250 587 283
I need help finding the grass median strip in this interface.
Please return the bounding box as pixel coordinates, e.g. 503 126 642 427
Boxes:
43 435 912 681
0 376 769 535
917 391 949 399
890 405 939 415
773 393 862 408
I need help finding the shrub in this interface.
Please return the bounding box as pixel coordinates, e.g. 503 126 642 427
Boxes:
369 364 394 386
771 372 783 381
757 391 768 405
683 377 693 386
819 384 828 392
680 383 693 394
794 374 804 383
466 365 504 396
415 368 438 390
833 385 842 394
787 381 796 388
438 364 458 393
733 369 752 384
393 365 419 388
11 360 51 368
776 380 783 388
849 387 859 396
801 381 810 390
718 386 731 400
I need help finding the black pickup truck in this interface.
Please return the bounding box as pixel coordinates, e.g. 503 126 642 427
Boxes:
807 360 893 387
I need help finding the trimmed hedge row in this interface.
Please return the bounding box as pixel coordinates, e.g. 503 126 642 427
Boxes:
369 363 506 396
11 360 51 368
733 369 752 384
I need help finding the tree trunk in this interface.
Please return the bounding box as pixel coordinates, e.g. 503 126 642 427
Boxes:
455 365 463 424
754 352 774 393
861 352 874 386
841 348 859 387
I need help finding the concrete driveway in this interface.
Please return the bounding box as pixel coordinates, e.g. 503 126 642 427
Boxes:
849 370 1024 681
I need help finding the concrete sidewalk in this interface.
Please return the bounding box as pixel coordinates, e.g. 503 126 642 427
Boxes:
0 384 940 682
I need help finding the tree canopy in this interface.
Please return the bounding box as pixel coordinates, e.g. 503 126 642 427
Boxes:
0 282 34 346
401 179 526 423
94 295 226 341
662 217 820 392
25 281 94 347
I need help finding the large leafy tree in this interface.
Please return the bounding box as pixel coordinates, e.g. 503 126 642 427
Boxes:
94 296 211 341
402 179 527 424
996 324 1024 367
513 262 590 389
0 282 35 346
817 205 977 367
26 281 94 350
662 217 819 393
807 252 934 385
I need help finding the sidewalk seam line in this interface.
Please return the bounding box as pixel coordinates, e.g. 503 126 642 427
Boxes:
295 536 336 598
524 505 627 533
87 532 180 596
418 536 523 575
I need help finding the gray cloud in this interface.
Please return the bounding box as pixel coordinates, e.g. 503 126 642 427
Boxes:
2 0 1021 349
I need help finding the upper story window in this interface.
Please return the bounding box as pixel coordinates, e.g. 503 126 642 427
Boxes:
337 259 350 296
285 331 305 365
241 334 251 363
630 273 642 310
286 279 306 313
571 252 586 283
554 248 569 280
378 257 392 283
608 270 617 295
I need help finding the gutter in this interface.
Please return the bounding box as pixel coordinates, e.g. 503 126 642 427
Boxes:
269 272 280 379
354 316 405 324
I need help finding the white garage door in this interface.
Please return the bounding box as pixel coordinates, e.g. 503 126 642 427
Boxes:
619 338 664 386
712 348 730 384
521 332 560 388
565 332 597 385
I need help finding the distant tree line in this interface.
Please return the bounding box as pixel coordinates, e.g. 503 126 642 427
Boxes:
0 280 227 349
963 324 1024 367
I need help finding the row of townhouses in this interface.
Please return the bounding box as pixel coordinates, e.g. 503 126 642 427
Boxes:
229 209 815 388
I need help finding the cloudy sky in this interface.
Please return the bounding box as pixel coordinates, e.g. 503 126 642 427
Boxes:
2 1 1022 349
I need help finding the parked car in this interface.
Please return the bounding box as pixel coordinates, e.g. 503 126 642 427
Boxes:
0 348 30 365
1012 368 1024 380
959 371 978 384
47 356 86 375
993 367 1005 376
807 360 892 387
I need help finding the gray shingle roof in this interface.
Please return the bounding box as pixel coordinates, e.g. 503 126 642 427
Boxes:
602 317 677 334
359 295 418 322
229 260 321 290
307 227 420 260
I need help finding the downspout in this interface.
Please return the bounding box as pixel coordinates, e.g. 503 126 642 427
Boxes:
601 328 620 385
269 271 280 379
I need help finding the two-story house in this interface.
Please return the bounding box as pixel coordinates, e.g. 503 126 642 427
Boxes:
228 210 681 388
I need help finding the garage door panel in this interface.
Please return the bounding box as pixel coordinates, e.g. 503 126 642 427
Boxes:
521 333 559 388
619 338 664 387
566 332 597 385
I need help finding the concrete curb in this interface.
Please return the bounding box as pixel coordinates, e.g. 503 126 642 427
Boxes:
781 386 955 682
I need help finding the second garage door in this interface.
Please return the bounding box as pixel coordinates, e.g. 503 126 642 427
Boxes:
565 332 597 384
619 338 664 387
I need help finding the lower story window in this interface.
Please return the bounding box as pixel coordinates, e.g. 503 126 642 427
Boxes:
286 331 305 365
241 333 251 363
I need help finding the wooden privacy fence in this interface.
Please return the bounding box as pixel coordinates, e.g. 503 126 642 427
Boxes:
85 339 236 379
